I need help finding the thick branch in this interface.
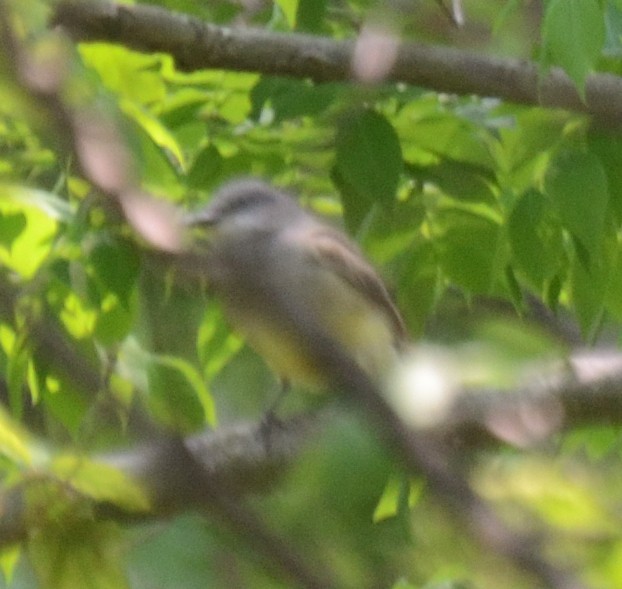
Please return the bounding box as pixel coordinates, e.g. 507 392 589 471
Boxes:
4 345 621 586
439 351 622 448
51 0 622 126
3 347 622 544
0 417 338 589
106 413 324 514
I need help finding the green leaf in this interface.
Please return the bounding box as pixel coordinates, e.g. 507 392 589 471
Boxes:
57 290 97 339
605 241 622 321
335 109 402 211
6 328 29 419
296 0 327 32
407 159 496 204
28 520 129 589
41 374 90 438
436 209 503 293
274 0 298 29
250 77 338 122
187 144 224 191
542 0 605 95
373 475 422 523
397 105 495 170
587 130 622 224
80 44 166 105
330 166 369 233
0 212 26 249
0 186 59 278
122 99 186 172
0 545 21 585
0 184 74 223
563 425 622 460
570 239 611 337
52 454 150 512
197 303 244 380
0 406 31 465
545 149 609 258
147 354 216 431
397 240 438 337
93 294 135 345
508 189 563 287
89 238 140 309
496 109 569 193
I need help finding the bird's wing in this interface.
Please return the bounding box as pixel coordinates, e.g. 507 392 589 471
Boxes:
294 224 408 345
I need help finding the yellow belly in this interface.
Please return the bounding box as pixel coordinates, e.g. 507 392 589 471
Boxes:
228 285 397 391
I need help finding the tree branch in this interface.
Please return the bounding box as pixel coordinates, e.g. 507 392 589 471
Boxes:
4 345 621 585
51 0 622 127
0 423 339 589
3 345 622 539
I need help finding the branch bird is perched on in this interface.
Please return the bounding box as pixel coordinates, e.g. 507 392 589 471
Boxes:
185 179 407 392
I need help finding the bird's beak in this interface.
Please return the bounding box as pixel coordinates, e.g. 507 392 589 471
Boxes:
183 209 217 227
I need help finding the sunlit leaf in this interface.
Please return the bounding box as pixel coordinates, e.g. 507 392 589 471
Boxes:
274 0 298 29
80 44 166 105
39 371 90 437
478 458 615 535
52 454 150 512
373 475 422 523
197 303 244 380
28 520 129 589
0 186 59 278
398 106 495 169
93 293 135 345
0 406 31 465
0 545 21 585
59 291 97 339
148 354 216 430
122 100 186 172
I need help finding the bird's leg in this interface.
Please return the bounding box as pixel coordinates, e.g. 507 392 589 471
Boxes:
262 378 290 425
259 379 290 451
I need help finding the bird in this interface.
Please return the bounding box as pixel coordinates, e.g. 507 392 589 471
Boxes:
184 178 408 393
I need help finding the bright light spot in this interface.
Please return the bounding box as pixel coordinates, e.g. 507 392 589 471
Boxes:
386 345 459 428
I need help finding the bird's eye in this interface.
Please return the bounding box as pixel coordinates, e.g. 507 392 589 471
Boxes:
216 193 271 217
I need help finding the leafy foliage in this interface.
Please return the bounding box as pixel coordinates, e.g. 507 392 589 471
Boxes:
1 1 622 588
